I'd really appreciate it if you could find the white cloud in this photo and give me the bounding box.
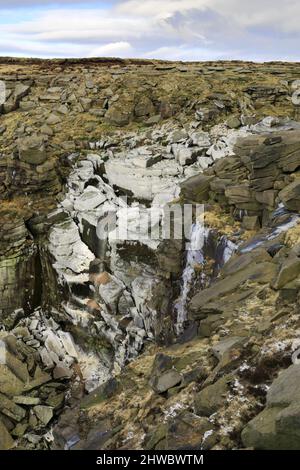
[1,9,154,41]
[0,1,300,59]
[144,44,236,61]
[88,41,133,58]
[0,0,95,5]
[117,0,300,34]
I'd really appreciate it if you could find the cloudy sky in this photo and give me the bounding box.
[0,0,300,61]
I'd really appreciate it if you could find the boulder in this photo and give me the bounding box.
[212,336,246,361]
[149,353,182,394]
[46,113,61,125]
[105,103,133,126]
[227,116,241,129]
[80,378,121,409]
[242,215,260,230]
[172,145,195,166]
[266,364,300,407]
[18,135,47,165]
[0,339,29,395]
[190,253,277,319]
[241,407,284,450]
[34,405,53,425]
[0,393,26,422]
[150,369,182,394]
[165,412,216,450]
[0,419,14,450]
[242,365,300,449]
[273,258,300,290]
[134,96,155,118]
[13,396,41,406]
[3,83,30,113]
[73,186,106,212]
[279,180,300,211]
[180,174,213,202]
[194,375,232,417]
[225,185,260,209]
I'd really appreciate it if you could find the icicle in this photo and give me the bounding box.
[174,223,209,334]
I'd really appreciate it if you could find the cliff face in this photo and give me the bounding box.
[0,58,300,450]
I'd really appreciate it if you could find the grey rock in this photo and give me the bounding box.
[194,375,232,417]
[0,339,29,395]
[13,396,41,406]
[149,353,182,394]
[34,405,54,425]
[18,135,47,165]
[227,116,241,129]
[242,365,300,449]
[0,419,14,450]
[150,369,182,394]
[212,336,245,361]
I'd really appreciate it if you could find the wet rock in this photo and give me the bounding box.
[53,409,81,450]
[242,215,260,230]
[190,250,277,319]
[98,275,124,311]
[57,332,78,359]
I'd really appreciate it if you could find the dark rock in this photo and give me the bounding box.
[18,135,47,165]
[194,375,232,417]
[242,365,300,449]
[273,258,300,290]
[149,353,182,394]
[279,180,300,211]
[80,378,121,409]
[0,419,14,450]
[180,174,213,202]
[165,412,216,450]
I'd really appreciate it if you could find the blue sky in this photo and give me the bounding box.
[0,0,300,61]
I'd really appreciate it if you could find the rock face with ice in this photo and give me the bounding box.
[45,120,250,375]
[1,59,300,451]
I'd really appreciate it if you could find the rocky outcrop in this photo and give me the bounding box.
[242,365,300,449]
[1,59,300,451]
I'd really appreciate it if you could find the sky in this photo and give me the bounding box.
[0,0,300,61]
